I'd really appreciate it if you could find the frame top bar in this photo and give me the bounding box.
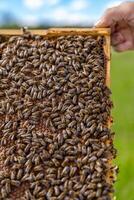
[0,28,110,36]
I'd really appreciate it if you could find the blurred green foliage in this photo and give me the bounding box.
[111,51,134,200]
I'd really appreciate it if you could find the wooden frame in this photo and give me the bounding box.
[0,28,111,127]
[0,28,114,199]
[0,28,111,87]
[0,28,111,128]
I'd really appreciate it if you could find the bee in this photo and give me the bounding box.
[61,166,70,176]
[10,180,20,187]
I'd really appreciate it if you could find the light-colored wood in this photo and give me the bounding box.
[0,28,110,36]
[102,32,114,200]
[103,33,111,129]
[0,29,47,35]
[48,28,110,36]
[104,34,111,88]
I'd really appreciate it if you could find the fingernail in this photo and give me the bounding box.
[95,20,101,26]
[94,19,102,27]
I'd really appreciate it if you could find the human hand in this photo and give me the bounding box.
[95,2,134,52]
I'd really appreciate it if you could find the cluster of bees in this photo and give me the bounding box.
[0,32,117,199]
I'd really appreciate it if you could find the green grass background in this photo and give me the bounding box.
[111,51,134,200]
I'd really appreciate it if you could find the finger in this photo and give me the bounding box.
[95,6,121,28]
[113,40,134,52]
[111,32,125,46]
